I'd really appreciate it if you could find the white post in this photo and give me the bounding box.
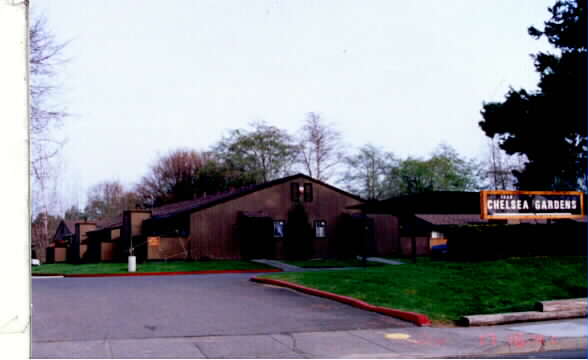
[128,255,136,272]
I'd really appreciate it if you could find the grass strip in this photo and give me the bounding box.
[32,260,276,275]
[261,256,587,323]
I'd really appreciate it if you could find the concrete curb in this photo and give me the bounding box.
[483,335,588,356]
[250,277,432,326]
[33,268,282,278]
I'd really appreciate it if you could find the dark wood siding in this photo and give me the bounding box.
[188,176,363,259]
[370,214,399,256]
[399,236,431,256]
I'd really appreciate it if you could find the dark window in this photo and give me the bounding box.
[303,183,313,202]
[273,220,285,238]
[291,182,301,202]
[314,220,327,238]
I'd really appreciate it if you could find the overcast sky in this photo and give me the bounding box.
[33,0,554,210]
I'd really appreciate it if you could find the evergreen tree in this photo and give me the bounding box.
[479,0,587,190]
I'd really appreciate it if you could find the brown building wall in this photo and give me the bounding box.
[189,177,362,259]
[86,226,123,262]
[77,223,96,242]
[71,222,96,263]
[122,210,152,261]
[122,210,152,243]
[54,248,66,262]
[130,212,151,236]
[370,214,399,256]
[399,236,431,256]
[100,242,119,261]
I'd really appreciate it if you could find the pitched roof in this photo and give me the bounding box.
[85,214,123,234]
[52,219,97,243]
[63,220,78,234]
[85,174,362,230]
[96,215,123,229]
[149,173,363,220]
[51,220,76,243]
[150,190,248,218]
[54,219,86,238]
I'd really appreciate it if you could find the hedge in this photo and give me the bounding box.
[444,222,587,261]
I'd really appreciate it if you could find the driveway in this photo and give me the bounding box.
[32,273,412,342]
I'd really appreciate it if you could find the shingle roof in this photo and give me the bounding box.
[85,215,123,234]
[55,219,90,238]
[96,215,123,229]
[415,214,488,226]
[149,173,363,220]
[150,190,249,218]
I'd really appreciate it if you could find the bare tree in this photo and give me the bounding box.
[296,112,344,182]
[482,136,527,190]
[29,13,69,259]
[135,149,212,207]
[84,181,139,220]
[30,14,68,171]
[340,144,397,200]
[30,149,64,262]
[64,204,85,221]
[31,212,62,263]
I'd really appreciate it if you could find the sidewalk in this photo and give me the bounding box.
[250,258,404,272]
[252,259,305,272]
[366,257,405,265]
[32,318,587,358]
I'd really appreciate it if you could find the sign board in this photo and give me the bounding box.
[480,190,585,220]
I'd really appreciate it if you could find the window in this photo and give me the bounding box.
[273,220,285,238]
[303,183,313,202]
[291,182,301,202]
[314,220,327,238]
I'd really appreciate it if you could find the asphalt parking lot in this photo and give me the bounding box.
[32,273,412,342]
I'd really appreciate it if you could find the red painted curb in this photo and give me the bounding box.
[251,277,432,327]
[35,269,281,278]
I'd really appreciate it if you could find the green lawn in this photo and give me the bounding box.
[261,256,587,324]
[32,260,277,275]
[282,259,384,268]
